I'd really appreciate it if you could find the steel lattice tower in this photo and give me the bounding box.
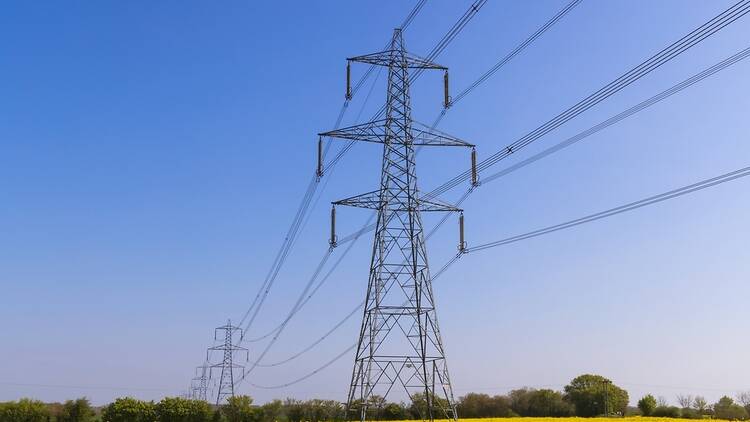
[320,28,476,422]
[191,363,210,401]
[208,320,248,405]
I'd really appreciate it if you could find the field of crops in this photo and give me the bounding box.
[400,419,728,422]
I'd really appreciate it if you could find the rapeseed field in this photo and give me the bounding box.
[384,419,728,422]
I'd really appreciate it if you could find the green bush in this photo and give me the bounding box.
[155,397,212,422]
[714,396,749,420]
[458,392,514,417]
[0,398,50,422]
[652,405,681,417]
[638,394,657,416]
[526,389,573,416]
[59,397,96,422]
[221,396,261,422]
[101,397,156,422]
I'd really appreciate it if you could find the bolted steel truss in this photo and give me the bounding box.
[321,28,475,422]
[207,320,248,405]
[191,362,211,402]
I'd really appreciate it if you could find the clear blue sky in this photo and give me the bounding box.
[1,0,749,406]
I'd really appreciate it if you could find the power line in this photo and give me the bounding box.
[249,344,358,390]
[449,0,583,107]
[427,0,750,200]
[235,0,605,371]
[238,0,750,392]
[324,0,489,170]
[234,0,431,338]
[0,381,178,393]
[334,0,584,246]
[243,41,750,386]
[465,165,750,253]
[234,0,490,365]
[480,44,750,185]
[245,162,750,391]
[338,22,750,248]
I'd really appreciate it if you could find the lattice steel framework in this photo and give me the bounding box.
[191,363,210,402]
[208,320,248,405]
[320,29,475,422]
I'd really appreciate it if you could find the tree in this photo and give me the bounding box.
[0,399,50,422]
[714,396,749,420]
[222,396,261,422]
[489,394,515,417]
[527,389,573,416]
[381,403,406,420]
[678,394,695,409]
[283,399,305,422]
[738,392,750,416]
[101,397,156,422]
[638,394,657,416]
[59,397,96,422]
[563,374,629,416]
[259,399,283,422]
[408,393,451,420]
[155,397,212,422]
[509,388,533,416]
[652,406,681,417]
[212,409,224,422]
[457,393,513,418]
[693,396,709,415]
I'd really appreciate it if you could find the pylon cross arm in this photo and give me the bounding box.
[333,189,462,212]
[320,119,473,148]
[348,50,447,70]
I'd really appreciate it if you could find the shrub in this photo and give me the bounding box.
[0,399,50,422]
[652,405,682,417]
[101,397,156,422]
[527,389,574,416]
[458,392,513,417]
[222,396,261,422]
[59,397,96,422]
[714,396,749,420]
[155,397,212,422]
[638,394,657,416]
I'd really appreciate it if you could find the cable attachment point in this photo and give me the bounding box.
[329,205,338,248]
[443,70,452,109]
[345,60,353,100]
[471,147,480,187]
[316,136,324,180]
[458,212,467,254]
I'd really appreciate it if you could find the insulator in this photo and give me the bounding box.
[316,137,324,179]
[329,205,338,248]
[346,61,352,100]
[458,212,466,253]
[471,148,479,187]
[443,70,451,108]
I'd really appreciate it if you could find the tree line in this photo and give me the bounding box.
[2,374,748,421]
[637,392,750,420]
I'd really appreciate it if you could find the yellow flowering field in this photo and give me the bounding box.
[383,419,729,422]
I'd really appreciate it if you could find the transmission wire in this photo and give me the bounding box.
[242,42,750,387]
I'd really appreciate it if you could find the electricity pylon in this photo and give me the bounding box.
[191,362,210,401]
[320,28,477,422]
[208,320,248,405]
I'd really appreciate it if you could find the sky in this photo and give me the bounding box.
[1,0,749,407]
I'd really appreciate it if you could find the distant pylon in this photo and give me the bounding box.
[191,362,210,401]
[320,28,476,422]
[207,320,248,405]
